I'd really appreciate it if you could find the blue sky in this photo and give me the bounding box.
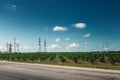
[0,0,120,52]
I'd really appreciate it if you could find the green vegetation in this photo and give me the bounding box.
[0,52,120,70]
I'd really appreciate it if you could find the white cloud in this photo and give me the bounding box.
[48,44,61,49]
[115,48,120,51]
[0,46,3,50]
[53,26,67,31]
[65,38,70,41]
[66,43,79,49]
[83,33,91,38]
[0,46,6,50]
[55,38,61,42]
[74,23,86,29]
[16,40,20,43]
[20,45,32,50]
[104,48,109,51]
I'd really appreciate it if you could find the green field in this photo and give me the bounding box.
[0,52,120,70]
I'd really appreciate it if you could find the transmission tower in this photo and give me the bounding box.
[6,42,9,52]
[101,44,104,52]
[106,42,109,53]
[9,43,12,53]
[44,40,47,52]
[17,43,19,53]
[14,38,16,52]
[38,38,41,52]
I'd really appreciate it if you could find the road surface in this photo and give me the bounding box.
[0,61,120,80]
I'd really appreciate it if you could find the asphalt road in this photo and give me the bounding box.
[0,61,120,80]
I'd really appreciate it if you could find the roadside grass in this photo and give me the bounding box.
[40,62,120,70]
[4,60,120,71]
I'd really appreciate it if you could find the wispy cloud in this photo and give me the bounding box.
[104,48,109,51]
[48,44,61,49]
[65,38,70,41]
[11,5,16,10]
[20,45,32,50]
[55,38,61,42]
[53,26,67,31]
[84,42,88,45]
[74,23,86,29]
[5,3,17,10]
[83,33,91,38]
[85,45,88,49]
[44,27,49,31]
[66,43,79,49]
